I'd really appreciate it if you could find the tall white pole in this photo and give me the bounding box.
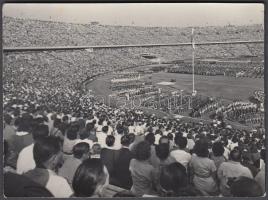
[192,49,195,94]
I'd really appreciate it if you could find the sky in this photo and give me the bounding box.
[3,3,264,27]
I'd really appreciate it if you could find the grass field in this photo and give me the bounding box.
[87,71,264,102]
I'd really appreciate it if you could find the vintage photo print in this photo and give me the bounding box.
[2,3,265,198]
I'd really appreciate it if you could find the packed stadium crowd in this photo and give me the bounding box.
[4,97,266,197]
[3,17,265,198]
[168,62,264,78]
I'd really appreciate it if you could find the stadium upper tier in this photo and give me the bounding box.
[3,17,264,59]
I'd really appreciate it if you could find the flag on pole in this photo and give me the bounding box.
[191,28,195,49]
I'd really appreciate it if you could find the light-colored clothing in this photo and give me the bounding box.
[16,143,35,174]
[190,155,218,196]
[129,159,154,197]
[25,168,73,197]
[58,157,82,185]
[187,139,195,150]
[96,132,107,148]
[217,161,253,196]
[63,137,78,154]
[255,164,265,195]
[3,125,16,141]
[170,149,191,169]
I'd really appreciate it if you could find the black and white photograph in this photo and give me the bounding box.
[2,3,266,198]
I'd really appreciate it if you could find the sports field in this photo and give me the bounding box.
[87,71,264,102]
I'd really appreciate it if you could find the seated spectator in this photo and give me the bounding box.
[76,128,94,148]
[255,149,265,195]
[210,141,226,169]
[170,136,191,169]
[7,116,34,168]
[72,158,109,197]
[129,141,154,197]
[63,125,78,154]
[217,148,253,196]
[114,135,134,189]
[3,113,16,141]
[59,142,90,185]
[17,124,49,174]
[4,172,53,197]
[158,162,201,197]
[49,118,64,140]
[24,137,73,197]
[100,135,119,185]
[97,126,109,148]
[230,176,263,197]
[189,139,218,196]
[145,132,158,167]
[91,143,101,159]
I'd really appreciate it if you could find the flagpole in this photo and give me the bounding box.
[192,47,195,95]
[191,28,196,96]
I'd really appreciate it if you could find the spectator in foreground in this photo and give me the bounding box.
[129,141,154,197]
[158,162,201,197]
[217,148,253,196]
[16,124,49,174]
[255,149,266,195]
[114,134,133,189]
[59,142,90,185]
[230,176,263,197]
[72,158,109,197]
[189,139,218,196]
[210,141,226,169]
[24,137,73,197]
[170,136,191,169]
[100,135,119,185]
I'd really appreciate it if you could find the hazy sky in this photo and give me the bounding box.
[3,3,264,27]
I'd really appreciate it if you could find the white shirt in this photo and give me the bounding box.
[16,143,35,174]
[96,132,107,148]
[46,169,73,197]
[170,149,191,169]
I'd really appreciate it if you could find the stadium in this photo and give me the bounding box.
[3,4,266,198]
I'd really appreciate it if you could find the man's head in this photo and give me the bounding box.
[229,148,242,162]
[121,135,131,147]
[73,142,90,161]
[145,133,155,145]
[32,124,49,141]
[102,126,109,134]
[175,136,187,149]
[33,136,62,171]
[156,143,170,161]
[230,176,263,197]
[105,135,115,147]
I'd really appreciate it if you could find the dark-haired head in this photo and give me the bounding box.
[72,158,108,197]
[193,139,209,157]
[230,148,241,162]
[32,124,49,141]
[145,133,155,145]
[156,143,170,161]
[230,176,263,197]
[106,135,115,147]
[102,126,108,134]
[175,136,187,149]
[212,142,224,157]
[135,141,151,161]
[73,142,90,160]
[121,135,131,147]
[159,162,188,196]
[33,136,62,171]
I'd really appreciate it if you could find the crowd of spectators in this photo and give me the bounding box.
[3,17,265,198]
[168,62,264,78]
[4,101,266,197]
